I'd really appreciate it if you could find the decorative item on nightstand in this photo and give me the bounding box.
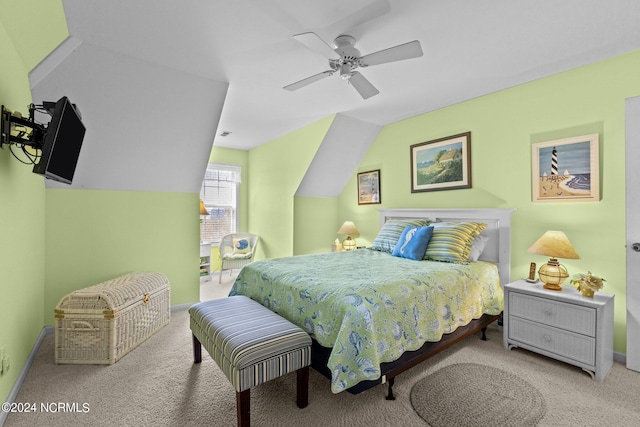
[571,272,605,298]
[527,230,580,291]
[337,221,359,251]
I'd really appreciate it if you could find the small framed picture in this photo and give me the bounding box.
[531,134,599,202]
[410,132,472,193]
[357,169,381,205]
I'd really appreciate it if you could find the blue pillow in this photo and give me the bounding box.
[392,225,434,260]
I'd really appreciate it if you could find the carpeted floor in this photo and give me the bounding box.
[3,307,640,427]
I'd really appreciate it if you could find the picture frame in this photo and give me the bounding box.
[410,132,471,193]
[357,169,381,205]
[531,133,599,203]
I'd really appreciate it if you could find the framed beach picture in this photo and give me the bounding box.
[410,132,471,193]
[531,133,600,203]
[357,169,381,205]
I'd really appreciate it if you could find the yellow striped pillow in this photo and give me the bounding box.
[424,222,487,263]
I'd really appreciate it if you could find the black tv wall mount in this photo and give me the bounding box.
[0,104,45,149]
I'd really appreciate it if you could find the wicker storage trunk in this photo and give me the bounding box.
[54,272,170,365]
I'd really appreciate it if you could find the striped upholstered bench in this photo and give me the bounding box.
[189,296,312,427]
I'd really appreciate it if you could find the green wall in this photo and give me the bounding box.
[0,0,68,403]
[1,1,202,403]
[294,196,338,255]
[248,116,334,260]
[335,49,640,353]
[44,190,200,322]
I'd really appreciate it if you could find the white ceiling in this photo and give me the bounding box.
[56,0,640,151]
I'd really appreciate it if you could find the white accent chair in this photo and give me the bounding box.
[218,233,260,283]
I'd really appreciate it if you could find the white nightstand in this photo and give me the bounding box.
[503,279,614,381]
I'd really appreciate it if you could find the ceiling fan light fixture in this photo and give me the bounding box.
[286,32,422,100]
[339,63,351,79]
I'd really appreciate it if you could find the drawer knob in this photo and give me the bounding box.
[543,334,552,342]
[543,308,552,316]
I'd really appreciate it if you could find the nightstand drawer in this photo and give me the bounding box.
[509,292,596,336]
[509,317,595,366]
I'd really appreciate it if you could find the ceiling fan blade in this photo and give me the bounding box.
[348,72,379,99]
[360,40,423,67]
[283,70,334,91]
[293,32,341,60]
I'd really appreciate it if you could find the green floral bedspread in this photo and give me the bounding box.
[229,249,503,393]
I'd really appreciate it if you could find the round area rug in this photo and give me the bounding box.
[410,363,546,427]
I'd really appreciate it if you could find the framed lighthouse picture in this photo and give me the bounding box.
[531,133,600,203]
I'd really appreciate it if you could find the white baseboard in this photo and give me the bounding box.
[614,350,626,364]
[0,303,197,426]
[171,302,198,311]
[0,327,49,427]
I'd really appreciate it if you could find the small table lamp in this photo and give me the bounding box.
[337,221,359,251]
[199,200,210,216]
[199,200,210,243]
[528,230,580,291]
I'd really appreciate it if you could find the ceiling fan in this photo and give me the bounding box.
[283,32,423,99]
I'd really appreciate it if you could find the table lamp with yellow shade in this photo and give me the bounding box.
[528,230,580,291]
[337,221,359,251]
[199,200,209,216]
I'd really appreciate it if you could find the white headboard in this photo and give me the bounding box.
[379,208,516,287]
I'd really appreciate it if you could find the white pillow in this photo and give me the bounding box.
[468,235,489,261]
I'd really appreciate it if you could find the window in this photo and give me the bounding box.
[200,163,241,243]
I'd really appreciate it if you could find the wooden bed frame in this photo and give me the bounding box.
[311,208,515,399]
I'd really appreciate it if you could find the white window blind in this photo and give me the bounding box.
[200,163,241,243]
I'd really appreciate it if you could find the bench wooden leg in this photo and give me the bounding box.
[192,334,202,363]
[296,366,309,408]
[236,389,250,427]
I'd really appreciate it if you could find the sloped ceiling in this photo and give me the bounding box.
[27,0,640,192]
[30,39,228,192]
[296,114,381,198]
[57,0,640,150]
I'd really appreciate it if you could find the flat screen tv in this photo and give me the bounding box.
[33,96,86,184]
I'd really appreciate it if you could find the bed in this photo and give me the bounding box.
[229,208,515,397]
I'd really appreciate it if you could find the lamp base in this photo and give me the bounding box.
[538,258,568,292]
[342,236,356,251]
